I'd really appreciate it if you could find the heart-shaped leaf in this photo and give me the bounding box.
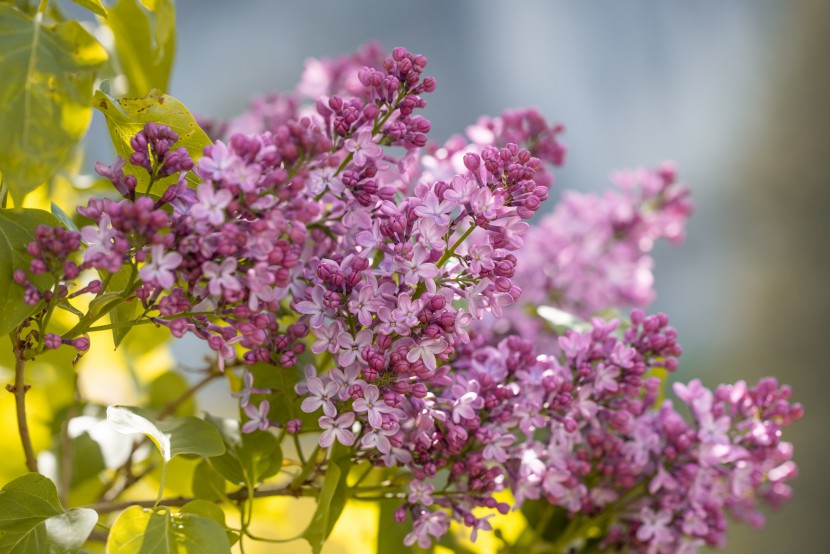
[0,474,98,554]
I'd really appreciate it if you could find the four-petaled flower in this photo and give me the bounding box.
[242,400,271,433]
[300,376,339,417]
[203,258,241,296]
[139,244,182,288]
[406,338,448,371]
[344,129,383,167]
[352,384,394,428]
[190,182,233,226]
[319,412,355,447]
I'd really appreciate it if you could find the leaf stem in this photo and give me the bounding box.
[153,461,167,508]
[9,331,38,473]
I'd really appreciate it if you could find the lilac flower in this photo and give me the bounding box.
[344,129,383,166]
[190,183,233,226]
[482,433,516,463]
[336,329,373,366]
[400,246,439,287]
[246,263,278,310]
[414,191,453,226]
[197,141,237,181]
[139,244,182,288]
[404,511,450,549]
[451,391,478,423]
[359,426,395,454]
[311,321,342,355]
[295,285,329,327]
[469,514,494,542]
[407,480,435,506]
[232,371,272,407]
[406,339,448,371]
[300,376,339,417]
[319,412,355,447]
[242,400,271,433]
[352,384,394,428]
[202,258,241,296]
[594,363,620,394]
[348,286,383,327]
[329,364,363,401]
[636,507,674,547]
[80,213,116,260]
[390,293,422,331]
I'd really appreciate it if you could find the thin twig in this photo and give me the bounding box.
[88,484,317,515]
[157,370,221,419]
[9,331,38,473]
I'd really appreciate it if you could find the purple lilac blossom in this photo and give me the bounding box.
[12,44,800,553]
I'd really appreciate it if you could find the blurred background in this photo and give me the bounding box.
[20,0,830,552]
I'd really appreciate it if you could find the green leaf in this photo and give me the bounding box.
[179,500,224,527]
[0,474,97,554]
[93,88,210,194]
[248,361,320,431]
[519,500,569,544]
[59,432,107,488]
[106,506,231,554]
[180,500,238,547]
[191,460,226,502]
[302,443,352,554]
[148,372,196,417]
[64,292,125,338]
[377,499,412,554]
[108,0,174,97]
[0,208,59,335]
[204,416,282,487]
[50,203,79,233]
[44,508,98,554]
[0,5,107,206]
[99,264,138,348]
[106,406,226,462]
[69,0,107,18]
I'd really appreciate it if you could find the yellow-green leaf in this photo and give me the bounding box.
[0,5,107,206]
[108,0,175,96]
[69,0,107,18]
[106,506,231,554]
[93,88,210,194]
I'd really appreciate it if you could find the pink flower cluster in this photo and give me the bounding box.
[14,44,800,553]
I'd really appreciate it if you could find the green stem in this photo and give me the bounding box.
[291,445,321,489]
[412,223,475,300]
